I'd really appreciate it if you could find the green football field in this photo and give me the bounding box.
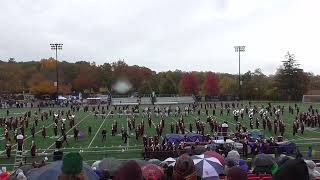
[0,101,320,170]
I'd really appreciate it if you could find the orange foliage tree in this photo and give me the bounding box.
[179,73,199,95]
[28,73,55,94]
[203,72,219,96]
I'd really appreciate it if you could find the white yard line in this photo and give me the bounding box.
[45,113,91,151]
[87,111,111,148]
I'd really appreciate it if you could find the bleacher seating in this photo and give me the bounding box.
[155,96,195,104]
[111,97,139,105]
[246,173,272,180]
[111,96,195,105]
[140,97,151,105]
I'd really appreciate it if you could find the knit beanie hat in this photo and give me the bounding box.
[61,152,83,174]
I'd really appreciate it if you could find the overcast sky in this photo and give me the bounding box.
[0,0,319,75]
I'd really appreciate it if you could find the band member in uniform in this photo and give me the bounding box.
[30,126,35,138]
[170,123,174,133]
[53,123,58,136]
[233,110,239,122]
[31,140,36,157]
[5,140,11,158]
[135,127,139,140]
[102,128,107,142]
[255,118,260,129]
[74,127,79,141]
[293,121,297,136]
[123,130,128,144]
[300,122,305,135]
[63,131,68,146]
[249,118,254,129]
[88,126,92,136]
[17,133,24,153]
[41,125,46,138]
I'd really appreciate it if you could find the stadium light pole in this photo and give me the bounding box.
[234,46,245,101]
[50,43,63,100]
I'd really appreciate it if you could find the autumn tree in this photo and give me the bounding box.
[179,73,199,95]
[203,72,219,96]
[0,63,25,93]
[274,52,309,100]
[138,80,152,94]
[219,74,237,95]
[308,74,320,90]
[40,58,56,70]
[160,78,177,94]
[28,73,55,94]
[73,70,95,92]
[0,56,317,101]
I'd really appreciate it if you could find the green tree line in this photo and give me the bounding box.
[0,52,318,101]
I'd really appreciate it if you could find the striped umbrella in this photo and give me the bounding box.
[204,151,225,166]
[192,154,224,179]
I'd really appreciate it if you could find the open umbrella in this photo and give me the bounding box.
[26,161,98,180]
[192,154,224,179]
[91,160,101,169]
[9,165,33,178]
[141,164,164,180]
[99,158,122,176]
[162,157,176,165]
[204,151,225,166]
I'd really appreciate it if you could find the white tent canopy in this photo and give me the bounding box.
[213,139,234,144]
[58,96,67,100]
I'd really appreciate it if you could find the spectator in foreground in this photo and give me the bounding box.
[173,153,196,180]
[273,158,310,180]
[166,166,173,180]
[113,160,143,180]
[100,169,110,180]
[226,166,247,180]
[224,157,238,175]
[58,152,86,180]
[226,150,240,165]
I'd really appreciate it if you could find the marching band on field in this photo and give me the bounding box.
[1,101,319,160]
